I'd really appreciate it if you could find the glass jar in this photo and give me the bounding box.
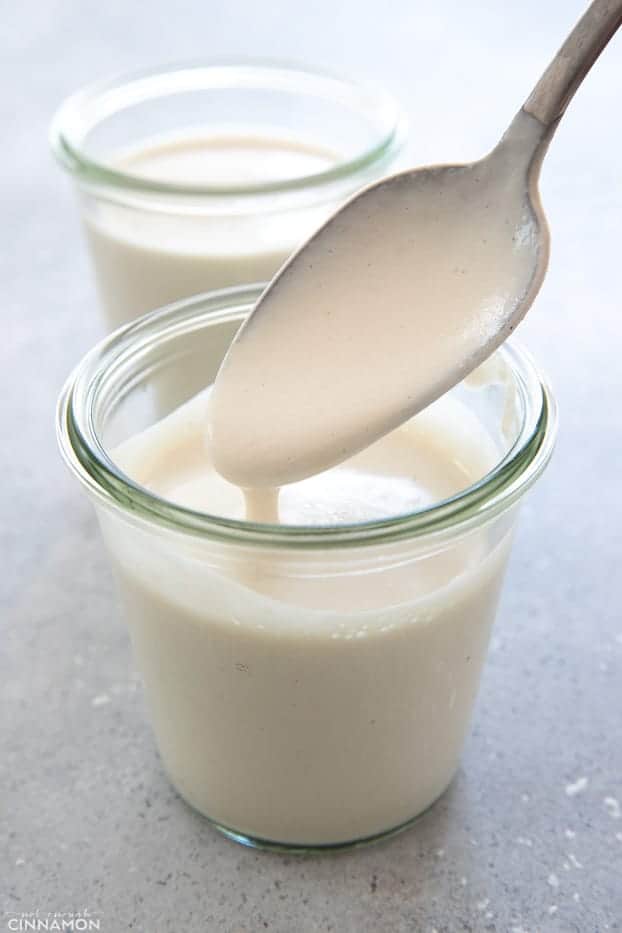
[50,61,406,331]
[57,285,556,851]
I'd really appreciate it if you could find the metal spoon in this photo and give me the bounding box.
[209,0,622,488]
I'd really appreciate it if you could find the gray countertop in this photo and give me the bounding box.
[3,1,621,930]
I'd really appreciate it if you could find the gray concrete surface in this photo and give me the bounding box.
[2,1,621,930]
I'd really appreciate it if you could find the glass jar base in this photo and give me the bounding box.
[175,781,454,853]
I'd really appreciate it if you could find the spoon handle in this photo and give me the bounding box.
[524,0,622,126]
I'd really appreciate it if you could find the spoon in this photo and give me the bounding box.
[208,0,622,489]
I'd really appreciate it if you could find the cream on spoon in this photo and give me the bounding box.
[208,0,622,497]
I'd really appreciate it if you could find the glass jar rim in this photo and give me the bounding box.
[50,58,407,200]
[57,285,557,550]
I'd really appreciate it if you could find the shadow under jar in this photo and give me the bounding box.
[57,285,556,850]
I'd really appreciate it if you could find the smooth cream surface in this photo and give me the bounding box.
[115,386,500,526]
[119,132,337,186]
[83,131,340,329]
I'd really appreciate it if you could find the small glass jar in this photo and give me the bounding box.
[57,285,556,851]
[51,61,406,331]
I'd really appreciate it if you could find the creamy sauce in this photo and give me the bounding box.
[109,382,513,844]
[207,111,547,500]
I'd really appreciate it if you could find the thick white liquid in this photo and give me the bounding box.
[106,387,514,844]
[83,132,340,330]
[86,123,538,845]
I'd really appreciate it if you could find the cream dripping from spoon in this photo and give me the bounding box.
[207,0,622,519]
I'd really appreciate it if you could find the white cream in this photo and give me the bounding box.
[107,386,515,845]
[83,131,341,330]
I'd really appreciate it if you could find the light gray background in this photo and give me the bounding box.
[3,1,621,930]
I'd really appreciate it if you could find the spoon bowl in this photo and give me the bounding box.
[208,113,550,488]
